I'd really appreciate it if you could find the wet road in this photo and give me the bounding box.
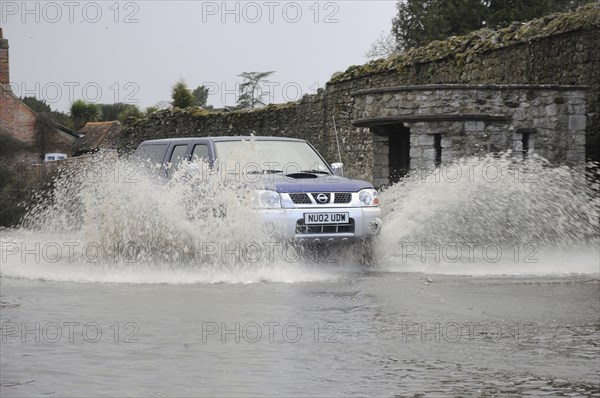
[1,269,599,397]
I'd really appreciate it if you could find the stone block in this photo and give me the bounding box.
[545,104,559,117]
[533,118,555,129]
[465,121,485,133]
[512,140,524,152]
[441,151,454,164]
[440,137,453,148]
[573,133,586,146]
[568,115,586,131]
[422,148,436,161]
[401,101,419,109]
[528,107,545,118]
[571,91,587,100]
[422,160,436,170]
[398,108,415,116]
[409,148,422,159]
[567,104,586,114]
[418,135,435,146]
[557,115,568,128]
[566,149,585,163]
[513,110,527,121]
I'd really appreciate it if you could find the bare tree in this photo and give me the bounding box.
[364,31,399,60]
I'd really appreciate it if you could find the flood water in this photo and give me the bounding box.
[1,153,599,396]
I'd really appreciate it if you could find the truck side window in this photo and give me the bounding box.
[135,144,168,167]
[135,144,167,163]
[191,144,209,163]
[167,144,188,172]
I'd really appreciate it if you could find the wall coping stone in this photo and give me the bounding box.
[351,84,591,97]
[353,114,510,127]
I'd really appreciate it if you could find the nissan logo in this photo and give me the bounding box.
[316,193,329,203]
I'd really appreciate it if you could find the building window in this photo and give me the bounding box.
[517,128,536,160]
[522,132,530,159]
[434,134,442,167]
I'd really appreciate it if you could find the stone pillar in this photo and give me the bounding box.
[372,131,390,188]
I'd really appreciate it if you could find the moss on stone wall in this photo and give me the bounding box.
[330,3,600,84]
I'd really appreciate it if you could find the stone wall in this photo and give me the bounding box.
[120,92,329,156]
[119,4,600,183]
[351,85,587,186]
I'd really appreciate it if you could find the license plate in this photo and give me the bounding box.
[304,212,349,225]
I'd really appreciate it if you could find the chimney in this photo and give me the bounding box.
[0,28,9,86]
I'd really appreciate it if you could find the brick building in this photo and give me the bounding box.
[0,28,78,164]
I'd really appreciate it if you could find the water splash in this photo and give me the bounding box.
[4,150,353,283]
[2,151,599,282]
[375,153,599,275]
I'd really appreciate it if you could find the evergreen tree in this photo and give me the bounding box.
[21,96,51,113]
[192,85,210,107]
[391,0,596,51]
[392,0,486,50]
[171,79,195,108]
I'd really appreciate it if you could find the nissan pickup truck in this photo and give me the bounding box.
[132,136,382,244]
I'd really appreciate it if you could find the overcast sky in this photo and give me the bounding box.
[1,0,397,112]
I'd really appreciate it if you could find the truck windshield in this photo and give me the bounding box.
[213,140,331,174]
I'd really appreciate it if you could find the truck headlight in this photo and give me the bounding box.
[257,190,282,208]
[358,189,380,207]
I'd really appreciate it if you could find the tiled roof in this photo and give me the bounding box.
[74,121,122,154]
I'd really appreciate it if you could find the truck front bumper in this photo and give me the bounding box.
[258,207,382,243]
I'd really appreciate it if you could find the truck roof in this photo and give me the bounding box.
[138,136,307,145]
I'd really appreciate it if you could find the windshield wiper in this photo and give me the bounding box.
[247,169,284,174]
[299,169,331,175]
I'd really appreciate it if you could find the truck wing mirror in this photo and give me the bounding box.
[331,162,344,177]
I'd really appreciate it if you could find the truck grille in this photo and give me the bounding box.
[289,193,312,204]
[289,193,353,205]
[334,193,352,204]
[295,219,355,234]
